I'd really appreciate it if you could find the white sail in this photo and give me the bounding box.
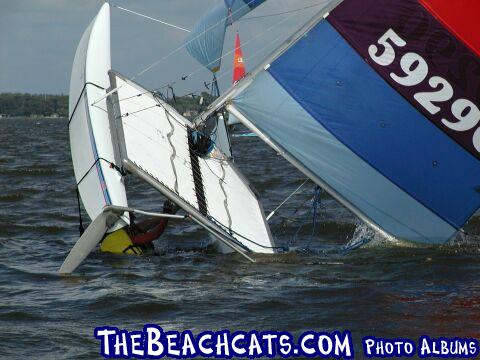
[108,72,276,254]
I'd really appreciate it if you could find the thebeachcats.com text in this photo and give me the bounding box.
[94,326,479,359]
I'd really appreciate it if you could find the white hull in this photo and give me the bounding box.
[68,4,128,230]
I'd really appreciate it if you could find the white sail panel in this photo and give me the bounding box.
[114,75,199,209]
[199,155,273,253]
[111,73,275,253]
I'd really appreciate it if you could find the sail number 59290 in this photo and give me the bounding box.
[368,29,480,153]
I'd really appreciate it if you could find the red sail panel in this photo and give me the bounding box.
[233,32,246,84]
[419,0,480,58]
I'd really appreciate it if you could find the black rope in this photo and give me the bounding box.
[210,215,287,251]
[67,82,106,127]
[188,128,208,216]
[76,188,85,236]
[211,75,220,97]
[168,86,177,103]
[77,157,127,188]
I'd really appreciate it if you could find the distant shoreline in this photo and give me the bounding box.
[0,93,68,118]
[0,115,67,119]
[0,91,216,119]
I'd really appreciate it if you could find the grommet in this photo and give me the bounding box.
[432,161,438,167]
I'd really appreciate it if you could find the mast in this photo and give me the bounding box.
[194,0,343,126]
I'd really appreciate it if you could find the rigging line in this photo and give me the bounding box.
[107,4,309,135]
[237,2,326,22]
[112,5,191,32]
[176,10,304,100]
[76,157,124,187]
[76,188,85,236]
[92,0,261,106]
[181,11,298,81]
[289,194,318,248]
[117,104,161,119]
[115,36,251,107]
[211,215,286,251]
[155,98,192,129]
[121,106,187,136]
[305,186,322,249]
[271,194,314,240]
[266,179,310,221]
[68,82,105,126]
[115,82,174,104]
[114,7,301,108]
[120,121,192,164]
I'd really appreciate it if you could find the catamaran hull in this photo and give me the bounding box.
[68,3,128,229]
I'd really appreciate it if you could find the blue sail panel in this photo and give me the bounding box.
[186,0,229,73]
[265,20,480,231]
[242,0,266,10]
[187,0,267,72]
[232,71,457,244]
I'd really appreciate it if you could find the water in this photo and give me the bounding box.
[0,118,479,359]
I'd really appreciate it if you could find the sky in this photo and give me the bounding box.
[0,0,327,96]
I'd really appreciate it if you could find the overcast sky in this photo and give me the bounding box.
[0,0,327,96]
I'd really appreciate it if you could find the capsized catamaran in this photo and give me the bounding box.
[195,0,480,245]
[62,0,480,273]
[61,3,276,274]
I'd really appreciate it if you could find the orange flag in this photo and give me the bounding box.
[232,32,246,84]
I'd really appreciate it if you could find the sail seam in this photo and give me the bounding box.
[228,103,449,243]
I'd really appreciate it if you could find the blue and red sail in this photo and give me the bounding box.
[230,0,480,244]
[187,0,266,73]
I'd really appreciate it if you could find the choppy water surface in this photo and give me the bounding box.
[0,118,479,359]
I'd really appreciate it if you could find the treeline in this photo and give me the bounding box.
[0,92,217,119]
[166,91,217,117]
[0,93,68,117]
